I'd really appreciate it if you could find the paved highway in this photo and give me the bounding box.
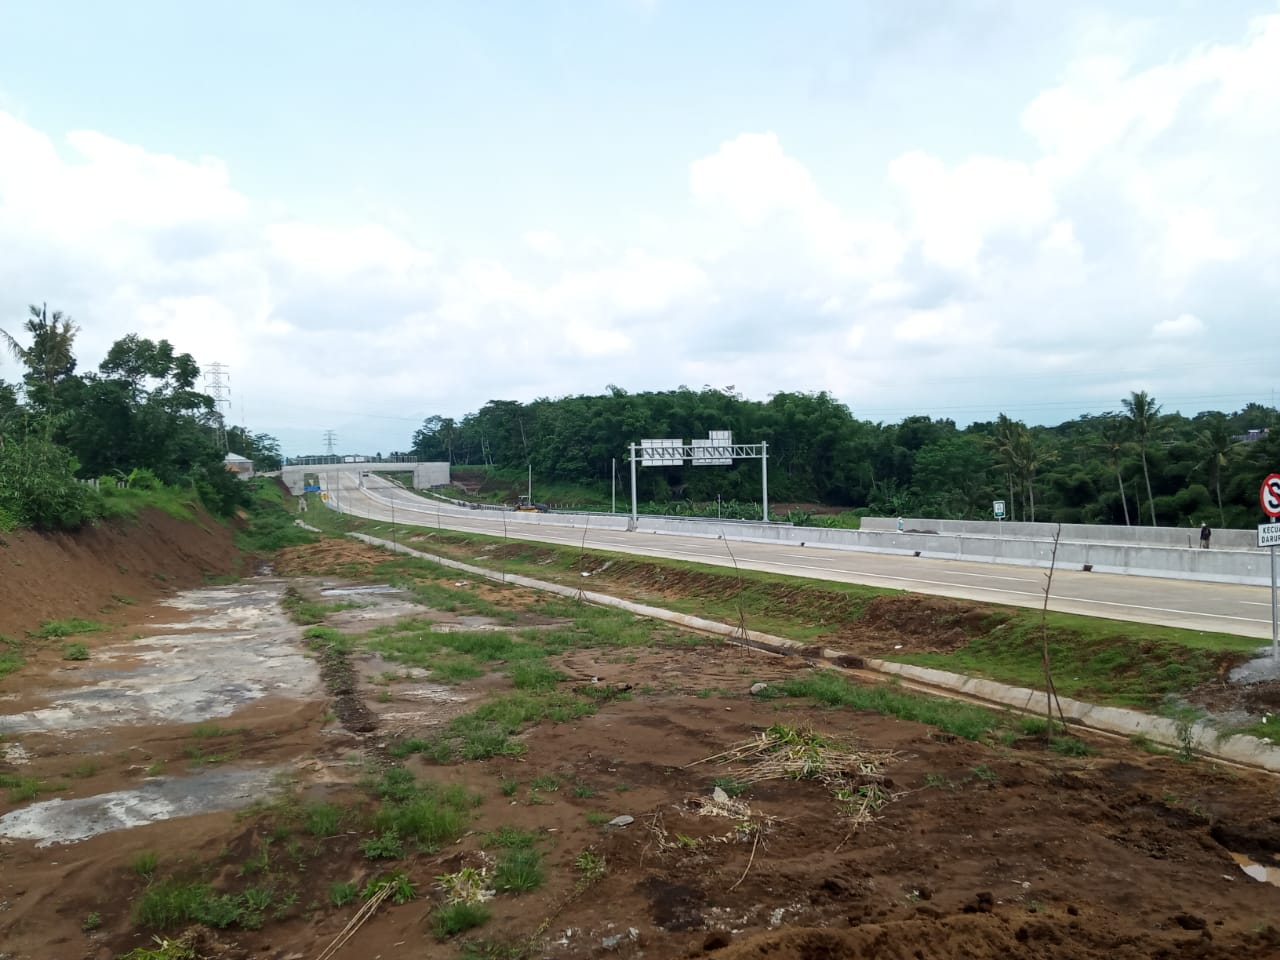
[318,473,1276,642]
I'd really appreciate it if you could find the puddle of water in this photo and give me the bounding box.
[1231,851,1280,887]
[0,581,318,735]
[0,766,289,846]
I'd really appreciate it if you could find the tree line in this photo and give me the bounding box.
[1,303,280,530]
[410,387,1280,528]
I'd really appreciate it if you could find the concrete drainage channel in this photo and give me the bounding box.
[345,530,1280,775]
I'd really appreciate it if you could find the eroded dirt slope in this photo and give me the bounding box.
[0,509,242,638]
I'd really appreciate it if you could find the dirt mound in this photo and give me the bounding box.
[840,595,1010,654]
[0,509,241,638]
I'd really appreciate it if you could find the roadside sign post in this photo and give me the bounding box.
[993,500,1006,538]
[1260,473,1280,661]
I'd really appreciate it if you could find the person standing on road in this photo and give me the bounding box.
[1200,523,1211,549]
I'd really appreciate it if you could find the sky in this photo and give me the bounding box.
[1,0,1278,458]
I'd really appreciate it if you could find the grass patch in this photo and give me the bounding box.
[368,767,473,851]
[396,690,600,763]
[133,880,272,931]
[508,661,565,691]
[493,848,544,892]
[329,880,358,907]
[483,826,539,848]
[0,773,61,803]
[132,850,160,880]
[236,479,318,552]
[31,617,106,639]
[762,671,1000,741]
[432,901,491,939]
[303,801,345,837]
[0,635,23,679]
[891,613,1260,709]
[1050,736,1096,757]
[62,641,90,661]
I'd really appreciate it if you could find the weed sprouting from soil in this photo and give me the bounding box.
[574,849,606,883]
[132,851,160,881]
[62,641,90,660]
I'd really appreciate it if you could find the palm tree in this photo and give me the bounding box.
[1015,429,1056,522]
[987,413,1025,521]
[1,303,79,406]
[1198,414,1236,526]
[1121,390,1162,526]
[1098,415,1131,525]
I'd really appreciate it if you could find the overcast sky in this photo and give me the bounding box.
[1,1,1277,457]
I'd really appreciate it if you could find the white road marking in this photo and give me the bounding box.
[945,571,1041,584]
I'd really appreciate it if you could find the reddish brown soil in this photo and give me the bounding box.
[2,538,1279,960]
[0,509,241,639]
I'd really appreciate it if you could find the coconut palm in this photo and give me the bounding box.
[1,303,79,406]
[987,413,1025,521]
[1097,415,1131,525]
[1197,414,1236,526]
[1121,390,1162,526]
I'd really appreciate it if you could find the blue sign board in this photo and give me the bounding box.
[303,485,322,493]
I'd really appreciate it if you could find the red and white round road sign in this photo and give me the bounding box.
[1262,473,1280,518]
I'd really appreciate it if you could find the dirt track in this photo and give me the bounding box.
[1,535,1278,959]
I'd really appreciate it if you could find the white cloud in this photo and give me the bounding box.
[1153,313,1205,339]
[888,151,1057,273]
[522,229,563,258]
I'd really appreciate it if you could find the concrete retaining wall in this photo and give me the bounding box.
[862,516,1262,551]
[629,515,1275,586]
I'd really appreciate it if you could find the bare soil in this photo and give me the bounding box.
[0,509,242,639]
[1,535,1278,960]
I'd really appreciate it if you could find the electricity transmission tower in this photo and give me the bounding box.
[204,362,231,451]
[323,430,338,456]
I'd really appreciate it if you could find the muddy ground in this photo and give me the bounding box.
[1,535,1279,960]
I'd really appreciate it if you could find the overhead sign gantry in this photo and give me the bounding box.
[626,431,769,528]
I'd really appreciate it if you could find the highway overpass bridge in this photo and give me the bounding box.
[281,458,449,495]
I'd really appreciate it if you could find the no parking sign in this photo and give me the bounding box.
[1262,473,1280,518]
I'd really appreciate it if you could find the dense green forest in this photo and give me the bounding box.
[410,387,1280,529]
[0,303,280,530]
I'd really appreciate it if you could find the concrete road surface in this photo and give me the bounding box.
[317,473,1277,642]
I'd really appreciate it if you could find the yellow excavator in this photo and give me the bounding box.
[515,495,549,513]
